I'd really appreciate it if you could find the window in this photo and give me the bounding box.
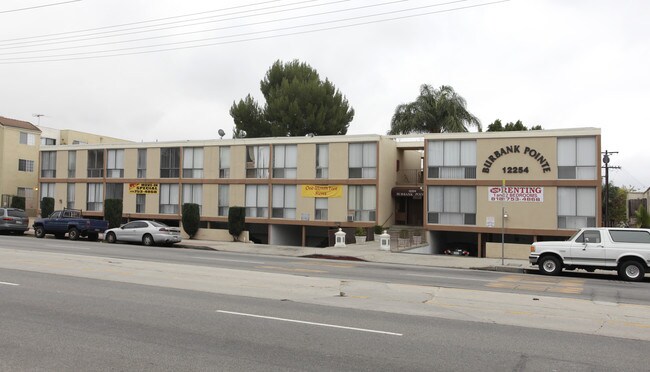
[67,184,75,209]
[348,185,376,221]
[40,183,55,201]
[87,183,103,211]
[18,159,34,172]
[246,145,270,178]
[575,230,601,244]
[315,198,328,220]
[427,186,476,225]
[245,184,269,217]
[182,184,203,214]
[68,151,76,178]
[160,147,180,178]
[137,149,147,178]
[218,184,229,216]
[17,187,33,199]
[136,194,146,213]
[19,132,35,145]
[183,147,204,178]
[348,143,377,178]
[159,184,179,214]
[41,137,56,145]
[107,149,124,178]
[316,144,329,178]
[557,137,597,179]
[41,151,56,178]
[272,185,296,218]
[72,140,87,145]
[273,145,297,178]
[219,147,230,178]
[609,230,650,244]
[87,149,104,177]
[557,187,596,228]
[106,183,123,200]
[427,140,476,179]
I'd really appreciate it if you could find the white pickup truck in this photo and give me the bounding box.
[529,228,650,281]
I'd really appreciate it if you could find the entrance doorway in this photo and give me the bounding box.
[392,187,424,226]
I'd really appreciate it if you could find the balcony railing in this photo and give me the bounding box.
[396,169,423,185]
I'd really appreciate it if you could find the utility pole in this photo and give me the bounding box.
[602,150,620,227]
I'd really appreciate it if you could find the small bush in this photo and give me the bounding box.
[228,206,246,241]
[373,225,383,234]
[104,199,123,228]
[11,196,25,210]
[182,203,201,239]
[40,197,54,218]
[355,227,366,236]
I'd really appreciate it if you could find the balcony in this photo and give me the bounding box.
[396,169,423,185]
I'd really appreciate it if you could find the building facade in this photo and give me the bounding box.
[36,127,601,257]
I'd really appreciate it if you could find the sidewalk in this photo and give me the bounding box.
[177,238,533,273]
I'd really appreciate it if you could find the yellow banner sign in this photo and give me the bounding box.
[301,185,343,198]
[129,183,159,194]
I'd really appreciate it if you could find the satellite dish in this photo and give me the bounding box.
[218,129,225,139]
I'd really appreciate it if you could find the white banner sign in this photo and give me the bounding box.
[488,186,544,202]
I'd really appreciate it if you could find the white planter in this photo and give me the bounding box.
[355,236,366,244]
[398,238,410,247]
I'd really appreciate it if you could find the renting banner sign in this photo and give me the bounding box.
[488,186,543,202]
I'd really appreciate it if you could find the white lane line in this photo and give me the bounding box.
[406,273,493,282]
[0,281,19,286]
[192,257,265,264]
[217,310,402,336]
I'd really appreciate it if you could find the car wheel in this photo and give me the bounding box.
[34,226,45,238]
[538,255,562,276]
[142,234,155,246]
[105,232,117,244]
[618,261,645,282]
[68,227,80,240]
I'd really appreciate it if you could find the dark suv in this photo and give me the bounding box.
[0,208,29,234]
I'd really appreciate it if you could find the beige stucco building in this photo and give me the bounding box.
[36,127,602,257]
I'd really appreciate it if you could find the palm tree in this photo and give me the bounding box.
[388,84,481,134]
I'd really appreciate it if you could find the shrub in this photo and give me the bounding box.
[355,226,366,236]
[11,196,25,210]
[636,205,650,228]
[40,197,54,218]
[104,199,123,228]
[228,206,246,242]
[182,203,200,239]
[373,225,383,234]
[399,229,409,239]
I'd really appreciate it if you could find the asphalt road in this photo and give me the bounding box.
[2,234,649,306]
[2,267,649,371]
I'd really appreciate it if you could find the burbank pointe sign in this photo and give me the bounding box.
[481,145,552,174]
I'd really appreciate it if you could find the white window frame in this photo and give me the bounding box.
[219,147,230,178]
[273,145,297,179]
[67,183,75,209]
[107,149,125,178]
[68,151,76,178]
[427,140,476,179]
[316,144,329,178]
[348,185,376,221]
[182,184,203,214]
[19,132,36,145]
[87,183,103,212]
[427,186,476,225]
[245,184,269,217]
[315,197,328,220]
[272,185,296,219]
[18,159,34,172]
[558,187,596,228]
[246,145,270,178]
[159,183,179,214]
[218,184,229,216]
[137,149,147,178]
[183,147,204,178]
[348,143,377,179]
[558,137,597,180]
[40,151,56,178]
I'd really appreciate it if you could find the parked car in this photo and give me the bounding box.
[33,208,109,241]
[0,208,29,234]
[443,248,470,256]
[104,220,182,246]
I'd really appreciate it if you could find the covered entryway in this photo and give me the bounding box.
[392,187,423,226]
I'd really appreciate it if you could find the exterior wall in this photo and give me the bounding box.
[59,129,129,145]
[485,242,531,259]
[377,137,398,227]
[0,126,41,213]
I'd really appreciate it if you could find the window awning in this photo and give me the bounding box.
[391,187,423,199]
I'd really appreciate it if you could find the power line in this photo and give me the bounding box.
[0,0,81,14]
[0,0,509,64]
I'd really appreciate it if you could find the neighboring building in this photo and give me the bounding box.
[627,187,649,226]
[37,127,602,257]
[0,115,130,215]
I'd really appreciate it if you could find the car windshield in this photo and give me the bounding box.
[150,221,168,228]
[8,209,27,217]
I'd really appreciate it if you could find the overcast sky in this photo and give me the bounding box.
[1,0,648,189]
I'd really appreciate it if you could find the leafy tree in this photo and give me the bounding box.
[231,60,354,138]
[104,199,123,228]
[40,197,54,218]
[486,119,542,131]
[388,84,481,134]
[182,203,200,239]
[635,204,650,228]
[10,196,25,210]
[228,206,246,242]
[602,183,627,227]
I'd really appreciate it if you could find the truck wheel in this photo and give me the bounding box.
[34,226,45,238]
[142,234,155,246]
[68,227,80,241]
[618,261,645,282]
[105,232,116,244]
[538,256,562,276]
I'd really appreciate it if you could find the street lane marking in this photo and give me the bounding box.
[256,265,327,273]
[191,257,266,265]
[0,281,19,286]
[486,275,585,294]
[217,310,403,336]
[406,273,493,282]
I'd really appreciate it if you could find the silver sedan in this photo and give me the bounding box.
[104,220,182,246]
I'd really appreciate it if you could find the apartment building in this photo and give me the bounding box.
[37,127,601,257]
